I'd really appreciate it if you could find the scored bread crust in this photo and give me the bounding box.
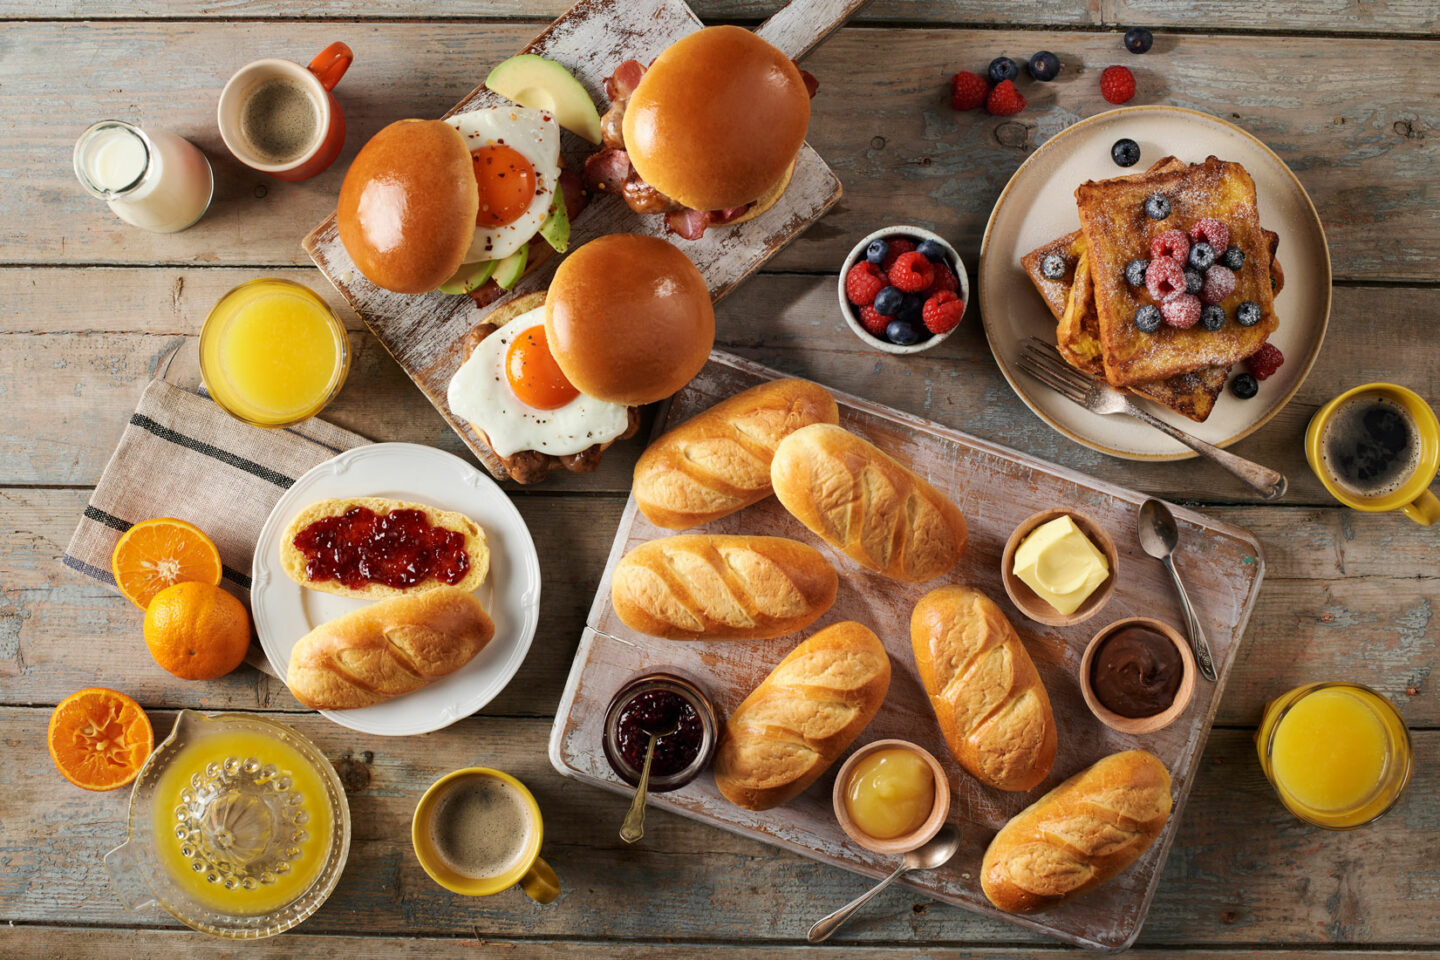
[280,497,489,600]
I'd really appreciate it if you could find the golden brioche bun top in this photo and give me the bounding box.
[622,25,810,212]
[545,234,714,406]
[337,119,478,294]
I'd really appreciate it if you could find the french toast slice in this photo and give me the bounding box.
[1077,156,1278,386]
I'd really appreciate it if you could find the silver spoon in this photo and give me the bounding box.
[1138,498,1218,682]
[618,719,679,844]
[807,824,961,943]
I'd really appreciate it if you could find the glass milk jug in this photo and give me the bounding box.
[73,120,214,233]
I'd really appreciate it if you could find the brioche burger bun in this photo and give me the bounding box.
[337,119,477,294]
[622,25,811,215]
[544,234,714,406]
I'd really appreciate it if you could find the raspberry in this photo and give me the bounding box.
[1150,229,1190,264]
[857,304,889,337]
[1100,65,1136,105]
[950,71,989,111]
[845,261,885,306]
[985,79,1027,116]
[1160,293,1201,329]
[1245,342,1285,380]
[922,290,965,334]
[889,251,936,293]
[880,238,915,272]
[1145,258,1186,300]
[1188,218,1230,255]
[926,262,959,295]
[1200,265,1236,304]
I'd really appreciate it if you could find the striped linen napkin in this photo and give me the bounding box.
[63,378,369,676]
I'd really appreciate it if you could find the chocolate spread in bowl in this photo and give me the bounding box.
[1090,626,1184,718]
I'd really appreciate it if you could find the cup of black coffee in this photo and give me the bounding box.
[1306,383,1439,526]
[217,42,352,181]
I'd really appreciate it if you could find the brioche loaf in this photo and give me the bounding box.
[714,621,891,810]
[280,497,489,600]
[286,586,495,710]
[770,423,968,582]
[611,535,837,640]
[633,379,839,529]
[982,750,1172,913]
[911,586,1057,791]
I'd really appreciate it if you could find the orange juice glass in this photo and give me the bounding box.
[200,278,350,428]
[1256,681,1412,829]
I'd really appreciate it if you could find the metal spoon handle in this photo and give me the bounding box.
[1124,405,1287,500]
[619,734,658,844]
[807,862,909,943]
[1164,555,1218,681]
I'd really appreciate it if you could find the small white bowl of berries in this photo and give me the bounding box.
[839,225,968,354]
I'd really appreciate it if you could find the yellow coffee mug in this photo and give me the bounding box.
[1305,382,1440,526]
[411,768,560,903]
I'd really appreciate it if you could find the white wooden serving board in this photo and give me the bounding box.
[549,351,1266,952]
[301,0,849,481]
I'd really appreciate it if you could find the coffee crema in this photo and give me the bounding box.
[427,776,532,880]
[240,76,321,164]
[1320,393,1421,499]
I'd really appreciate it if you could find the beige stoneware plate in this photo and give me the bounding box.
[979,105,1331,460]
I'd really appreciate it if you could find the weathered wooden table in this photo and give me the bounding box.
[2,2,1437,958]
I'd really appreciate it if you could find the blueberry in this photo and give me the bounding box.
[1231,372,1259,399]
[872,285,903,316]
[1134,304,1163,333]
[1124,258,1150,286]
[1200,304,1226,331]
[1111,137,1141,167]
[885,318,926,346]
[988,56,1019,84]
[916,238,949,263]
[1184,268,1203,294]
[865,239,889,266]
[1041,254,1067,280]
[898,293,925,325]
[1188,241,1216,271]
[1144,194,1171,220]
[1236,300,1262,326]
[1028,51,1061,82]
[1125,27,1153,54]
[1221,246,1245,270]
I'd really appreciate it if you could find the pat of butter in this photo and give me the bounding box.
[1013,515,1109,615]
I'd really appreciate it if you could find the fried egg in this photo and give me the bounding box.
[447,306,629,458]
[450,106,561,262]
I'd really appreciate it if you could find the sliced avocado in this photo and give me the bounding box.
[537,197,570,253]
[438,258,499,296]
[492,244,529,291]
[485,53,603,145]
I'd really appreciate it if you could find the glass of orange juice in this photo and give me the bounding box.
[200,278,350,427]
[1256,681,1412,829]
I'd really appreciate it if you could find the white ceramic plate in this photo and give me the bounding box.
[979,105,1331,460]
[253,443,541,736]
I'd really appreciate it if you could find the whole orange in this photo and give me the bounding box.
[143,581,251,680]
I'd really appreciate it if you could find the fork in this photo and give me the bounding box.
[1017,339,1287,500]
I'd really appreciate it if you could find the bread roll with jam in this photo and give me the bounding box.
[714,621,890,810]
[770,423,968,582]
[633,379,839,529]
[982,750,1172,913]
[611,535,836,640]
[911,585,1056,791]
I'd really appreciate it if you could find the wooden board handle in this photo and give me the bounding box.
[755,0,872,60]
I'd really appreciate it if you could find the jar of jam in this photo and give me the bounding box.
[602,674,718,793]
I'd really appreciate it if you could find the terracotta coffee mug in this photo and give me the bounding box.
[217,42,352,181]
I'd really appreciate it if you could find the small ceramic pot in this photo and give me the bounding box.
[836,225,969,355]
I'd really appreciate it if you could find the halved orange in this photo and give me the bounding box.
[111,517,223,609]
[48,688,154,791]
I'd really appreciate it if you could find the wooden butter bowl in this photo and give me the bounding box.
[1080,616,1197,735]
[832,739,952,856]
[1001,508,1118,627]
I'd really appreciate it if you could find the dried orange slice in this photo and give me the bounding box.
[48,688,154,791]
[111,517,223,609]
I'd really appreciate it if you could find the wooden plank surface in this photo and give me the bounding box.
[4,23,1437,281]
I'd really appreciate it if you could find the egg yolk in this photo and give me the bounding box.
[505,326,579,410]
[472,144,537,227]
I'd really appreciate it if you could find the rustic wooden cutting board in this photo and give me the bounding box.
[550,351,1266,952]
[301,0,853,482]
